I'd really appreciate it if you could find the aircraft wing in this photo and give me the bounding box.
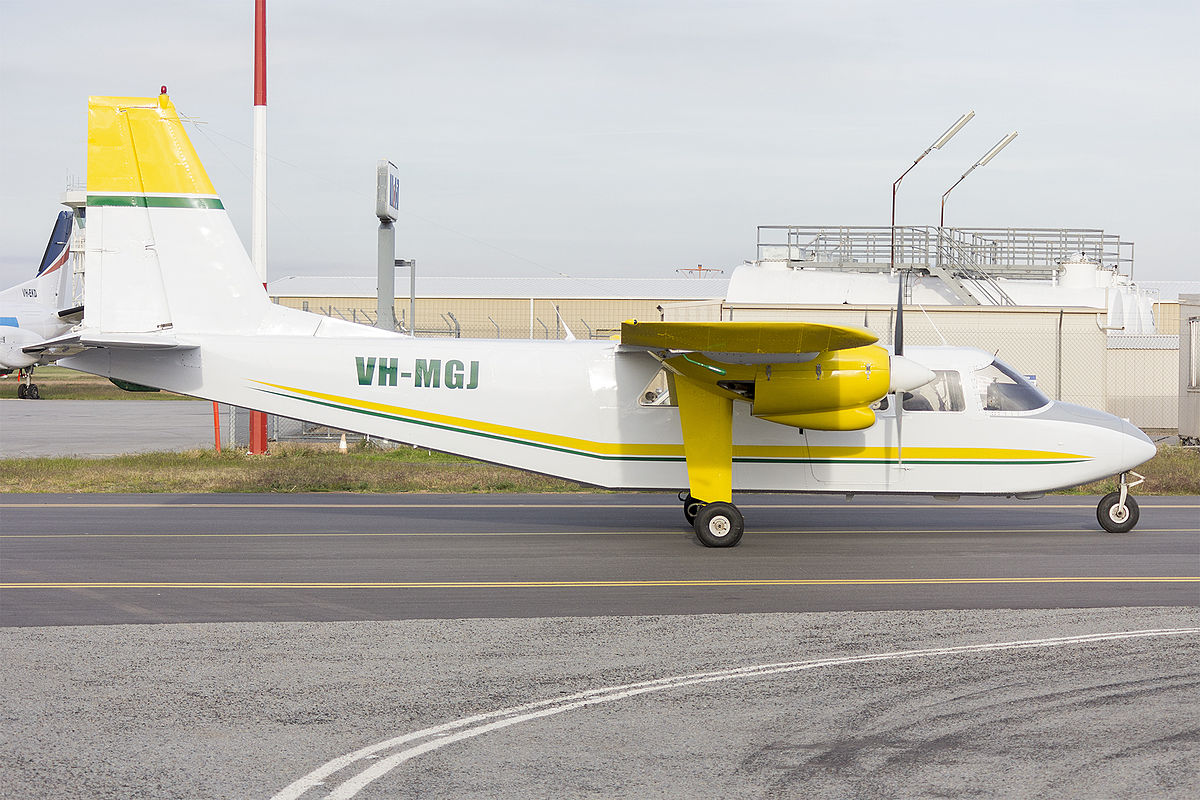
[620,320,876,362]
[620,319,891,432]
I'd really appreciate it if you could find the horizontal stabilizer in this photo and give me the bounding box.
[57,305,85,322]
[621,320,877,356]
[22,330,196,361]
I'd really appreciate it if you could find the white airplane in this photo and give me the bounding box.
[0,210,81,399]
[27,93,1155,544]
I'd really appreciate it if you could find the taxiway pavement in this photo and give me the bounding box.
[2,494,1198,798]
[2,493,1197,625]
[0,399,218,457]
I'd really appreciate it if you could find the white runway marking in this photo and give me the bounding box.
[270,627,1200,800]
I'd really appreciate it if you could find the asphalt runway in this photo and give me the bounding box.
[2,493,1198,625]
[3,494,1199,798]
[0,398,218,457]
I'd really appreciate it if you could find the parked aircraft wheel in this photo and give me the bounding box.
[17,384,27,399]
[681,493,703,525]
[28,384,39,400]
[694,502,744,548]
[1097,492,1139,533]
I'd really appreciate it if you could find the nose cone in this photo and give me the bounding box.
[1120,419,1157,471]
[889,355,935,394]
[1044,402,1156,482]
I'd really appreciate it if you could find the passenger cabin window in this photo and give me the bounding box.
[873,370,965,412]
[973,359,1050,412]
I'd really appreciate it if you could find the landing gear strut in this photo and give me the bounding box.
[1097,471,1143,533]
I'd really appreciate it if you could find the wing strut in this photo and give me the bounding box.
[674,376,733,505]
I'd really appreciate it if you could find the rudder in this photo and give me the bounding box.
[84,93,271,335]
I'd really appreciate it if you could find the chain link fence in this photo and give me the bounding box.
[281,297,670,340]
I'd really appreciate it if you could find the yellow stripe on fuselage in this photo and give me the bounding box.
[254,380,683,458]
[253,380,1088,465]
[87,94,217,196]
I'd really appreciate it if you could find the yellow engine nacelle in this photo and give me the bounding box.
[752,345,889,431]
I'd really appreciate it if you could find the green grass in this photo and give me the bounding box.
[0,442,585,494]
[0,440,1193,495]
[1055,445,1199,496]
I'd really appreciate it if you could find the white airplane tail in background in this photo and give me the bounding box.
[84,93,273,335]
[0,211,79,375]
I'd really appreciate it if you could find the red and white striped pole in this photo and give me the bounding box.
[249,0,269,454]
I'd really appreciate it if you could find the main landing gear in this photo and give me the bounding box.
[15,369,40,400]
[680,491,744,547]
[1097,471,1143,533]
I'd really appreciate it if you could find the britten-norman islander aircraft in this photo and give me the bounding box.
[26,92,1156,546]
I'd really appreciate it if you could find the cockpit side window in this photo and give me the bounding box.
[973,359,1050,412]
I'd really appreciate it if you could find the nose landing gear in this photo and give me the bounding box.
[1097,471,1144,533]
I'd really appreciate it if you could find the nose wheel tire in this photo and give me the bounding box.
[693,502,744,548]
[1097,492,1139,533]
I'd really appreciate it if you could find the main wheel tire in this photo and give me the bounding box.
[17,384,27,399]
[681,493,702,525]
[694,502,744,547]
[28,384,39,400]
[1097,492,1139,533]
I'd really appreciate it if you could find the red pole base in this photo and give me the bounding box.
[249,410,269,454]
[212,402,222,453]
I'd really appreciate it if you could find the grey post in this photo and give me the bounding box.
[375,160,400,331]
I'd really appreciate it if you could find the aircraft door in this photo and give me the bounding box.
[804,403,899,488]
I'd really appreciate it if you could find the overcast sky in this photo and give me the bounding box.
[1,0,1197,289]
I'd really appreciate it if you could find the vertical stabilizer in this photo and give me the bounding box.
[84,93,271,334]
[36,211,74,278]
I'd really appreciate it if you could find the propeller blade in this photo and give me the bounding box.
[896,397,903,466]
[894,271,905,357]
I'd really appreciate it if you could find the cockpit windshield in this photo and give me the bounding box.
[973,359,1050,412]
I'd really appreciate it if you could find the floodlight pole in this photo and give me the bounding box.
[940,131,1018,227]
[890,111,974,281]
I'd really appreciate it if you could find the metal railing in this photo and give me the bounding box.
[757,225,1134,279]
